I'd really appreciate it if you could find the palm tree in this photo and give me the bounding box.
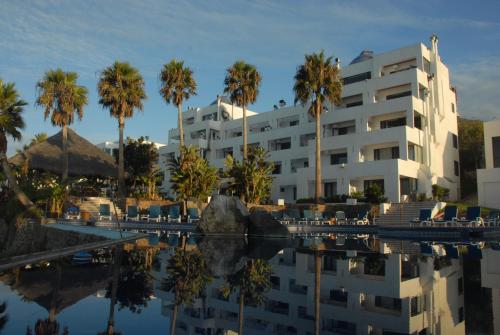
[293,51,342,203]
[159,60,197,151]
[0,79,36,211]
[223,61,261,161]
[98,62,146,207]
[220,259,272,334]
[163,248,212,335]
[36,69,88,183]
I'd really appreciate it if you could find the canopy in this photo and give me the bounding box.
[9,128,118,178]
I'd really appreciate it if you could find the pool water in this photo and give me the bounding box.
[0,234,498,335]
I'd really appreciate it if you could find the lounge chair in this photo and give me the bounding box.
[353,209,369,225]
[302,210,321,225]
[335,211,347,225]
[410,208,432,226]
[420,242,433,255]
[485,210,499,227]
[433,205,458,226]
[283,208,301,224]
[444,243,459,259]
[187,208,200,223]
[457,207,484,227]
[64,206,81,220]
[168,205,181,223]
[146,205,162,223]
[125,205,139,221]
[98,204,112,221]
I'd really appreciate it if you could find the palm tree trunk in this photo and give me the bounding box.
[0,151,36,211]
[107,247,122,334]
[242,104,248,161]
[118,117,125,209]
[170,303,178,335]
[178,103,184,150]
[314,251,321,335]
[315,104,322,203]
[238,291,245,335]
[62,124,68,183]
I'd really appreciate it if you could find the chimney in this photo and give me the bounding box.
[430,34,439,56]
[335,57,341,69]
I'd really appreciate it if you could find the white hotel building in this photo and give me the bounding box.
[159,36,460,203]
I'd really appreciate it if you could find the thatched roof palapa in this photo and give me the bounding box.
[9,128,118,178]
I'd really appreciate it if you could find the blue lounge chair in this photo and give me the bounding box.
[147,205,162,222]
[125,205,139,221]
[411,209,432,226]
[283,208,301,224]
[187,208,200,223]
[420,242,433,255]
[485,210,499,227]
[98,204,111,221]
[168,205,181,223]
[302,210,322,225]
[468,244,483,259]
[433,206,458,226]
[457,207,484,227]
[444,243,459,259]
[64,206,81,220]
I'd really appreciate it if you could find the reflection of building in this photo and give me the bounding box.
[481,247,500,335]
[477,119,500,210]
[154,239,465,335]
[160,37,460,203]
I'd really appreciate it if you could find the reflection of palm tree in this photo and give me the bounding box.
[0,301,7,333]
[26,319,69,335]
[101,247,123,335]
[309,241,325,335]
[163,248,212,335]
[220,259,272,335]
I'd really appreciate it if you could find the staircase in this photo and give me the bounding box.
[72,197,123,219]
[376,201,441,226]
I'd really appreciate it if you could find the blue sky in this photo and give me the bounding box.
[1,0,500,154]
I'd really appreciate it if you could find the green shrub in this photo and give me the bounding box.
[432,184,450,201]
[364,185,387,204]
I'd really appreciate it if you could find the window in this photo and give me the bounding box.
[331,153,347,165]
[451,102,456,114]
[414,113,423,130]
[458,307,464,323]
[493,136,500,168]
[374,146,399,160]
[323,255,337,271]
[375,296,401,311]
[346,100,363,108]
[380,117,406,129]
[330,289,348,304]
[290,120,299,126]
[410,296,424,316]
[386,91,412,100]
[297,306,314,320]
[324,182,337,198]
[452,134,458,148]
[343,71,371,85]
[408,144,423,163]
[273,163,282,175]
[454,160,460,176]
[270,276,280,290]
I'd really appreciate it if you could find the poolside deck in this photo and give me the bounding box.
[0,224,148,272]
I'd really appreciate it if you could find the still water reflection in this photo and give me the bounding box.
[0,234,498,335]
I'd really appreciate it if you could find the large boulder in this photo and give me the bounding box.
[198,195,249,235]
[247,211,290,237]
[197,237,248,276]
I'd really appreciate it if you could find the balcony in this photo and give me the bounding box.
[269,137,292,152]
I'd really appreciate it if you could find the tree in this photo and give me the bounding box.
[224,146,273,204]
[223,61,261,161]
[159,60,197,150]
[294,51,342,203]
[163,248,212,335]
[36,69,88,183]
[168,146,218,215]
[220,259,272,334]
[123,137,161,198]
[458,117,485,198]
[98,62,146,207]
[0,79,37,212]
